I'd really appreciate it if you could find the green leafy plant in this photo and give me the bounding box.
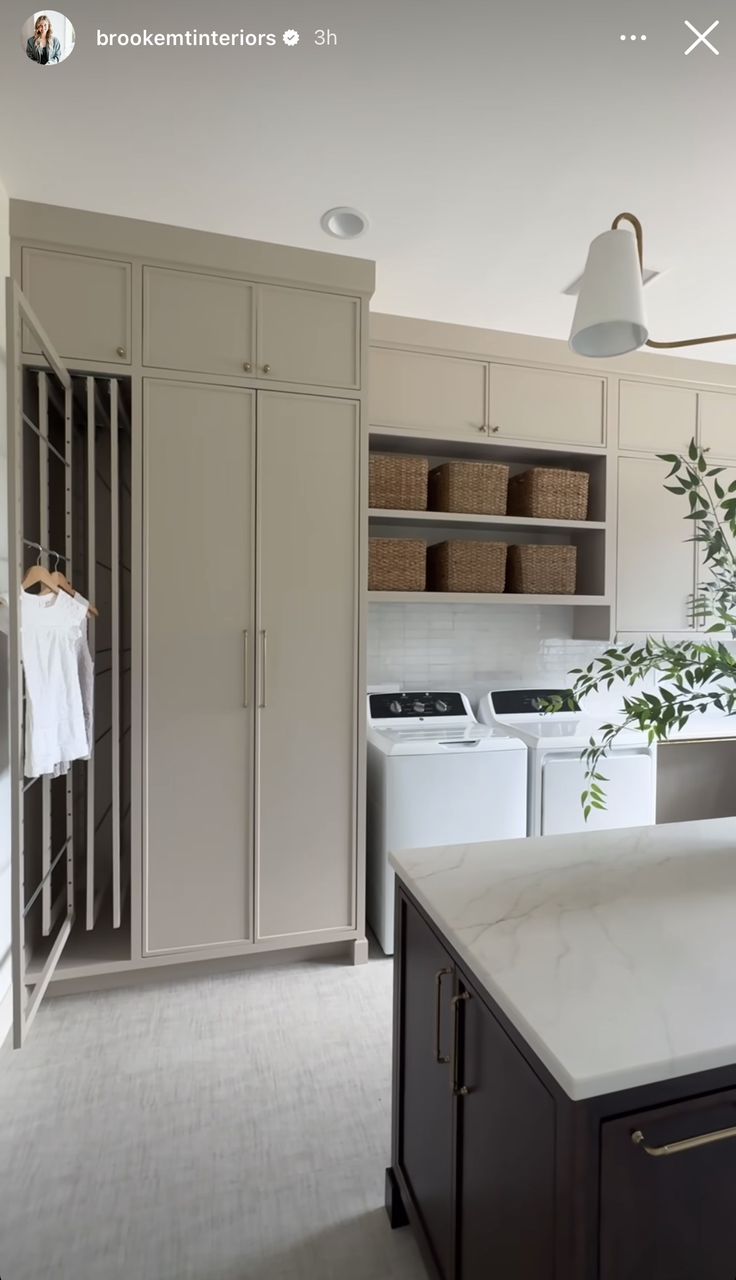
[549,439,736,817]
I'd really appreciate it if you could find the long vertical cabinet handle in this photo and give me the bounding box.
[242,631,250,708]
[434,968,453,1064]
[450,991,471,1096]
[258,630,268,708]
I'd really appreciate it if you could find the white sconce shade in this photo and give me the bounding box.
[569,228,649,357]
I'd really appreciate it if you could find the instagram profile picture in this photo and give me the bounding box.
[23,10,75,65]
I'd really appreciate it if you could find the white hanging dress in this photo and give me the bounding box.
[20,588,93,778]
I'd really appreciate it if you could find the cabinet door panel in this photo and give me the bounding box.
[617,456,695,632]
[144,381,255,953]
[258,286,360,389]
[696,464,736,597]
[398,895,456,1280]
[255,393,359,939]
[601,1091,736,1280]
[619,381,697,453]
[143,266,255,377]
[699,390,736,461]
[369,347,488,437]
[21,248,131,365]
[458,976,555,1280]
[489,363,605,445]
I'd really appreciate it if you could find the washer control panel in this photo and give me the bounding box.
[368,691,467,721]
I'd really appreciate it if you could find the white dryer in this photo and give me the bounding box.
[366,690,527,955]
[478,687,656,837]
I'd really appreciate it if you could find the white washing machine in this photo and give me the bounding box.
[478,687,656,837]
[366,690,527,955]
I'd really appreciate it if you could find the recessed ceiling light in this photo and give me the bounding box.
[320,207,369,240]
[563,266,661,296]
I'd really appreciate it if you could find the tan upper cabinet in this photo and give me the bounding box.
[369,347,488,438]
[21,247,132,365]
[257,285,360,389]
[618,380,697,454]
[616,456,695,633]
[143,267,360,388]
[143,266,255,378]
[698,390,736,461]
[488,364,605,446]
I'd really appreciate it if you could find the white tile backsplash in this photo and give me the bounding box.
[367,603,606,698]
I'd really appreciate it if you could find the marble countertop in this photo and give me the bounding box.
[390,817,736,1101]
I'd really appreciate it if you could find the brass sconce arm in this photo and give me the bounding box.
[611,212,736,349]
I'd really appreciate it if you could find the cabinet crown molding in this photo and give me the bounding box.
[10,199,376,297]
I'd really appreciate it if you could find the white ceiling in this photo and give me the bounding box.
[2,0,736,360]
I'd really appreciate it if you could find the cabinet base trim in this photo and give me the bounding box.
[385,1166,409,1230]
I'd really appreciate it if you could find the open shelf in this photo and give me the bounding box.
[368,592,610,606]
[369,426,606,466]
[369,509,606,533]
[26,915,132,980]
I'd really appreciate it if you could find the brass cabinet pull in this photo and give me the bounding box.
[262,364,272,374]
[242,631,249,708]
[434,968,452,1064]
[476,425,486,434]
[243,362,252,373]
[632,1124,736,1158]
[490,424,500,433]
[116,346,127,359]
[450,991,471,1095]
[258,630,268,708]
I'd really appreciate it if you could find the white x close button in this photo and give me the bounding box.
[684,18,720,54]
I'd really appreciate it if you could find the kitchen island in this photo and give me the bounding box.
[386,817,736,1280]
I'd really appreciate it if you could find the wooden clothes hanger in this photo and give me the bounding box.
[24,550,99,618]
[20,562,60,594]
[49,561,99,619]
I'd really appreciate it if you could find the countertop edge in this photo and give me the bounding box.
[390,848,736,1102]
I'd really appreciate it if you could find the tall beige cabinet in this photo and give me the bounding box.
[7,201,373,1041]
[143,383,361,955]
[144,381,257,953]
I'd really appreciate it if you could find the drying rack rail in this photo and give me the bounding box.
[6,279,131,1046]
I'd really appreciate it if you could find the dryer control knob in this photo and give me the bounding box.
[413,701,426,714]
[435,699,448,713]
[390,700,402,714]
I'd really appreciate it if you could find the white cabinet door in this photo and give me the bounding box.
[369,347,488,438]
[143,380,255,953]
[255,392,359,940]
[695,463,736,600]
[488,364,605,445]
[21,247,131,365]
[618,380,697,454]
[257,285,360,389]
[699,390,736,461]
[616,456,695,632]
[143,266,255,377]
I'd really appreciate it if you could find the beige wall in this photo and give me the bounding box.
[0,171,11,1045]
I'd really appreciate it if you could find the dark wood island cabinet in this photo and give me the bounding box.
[388,882,736,1280]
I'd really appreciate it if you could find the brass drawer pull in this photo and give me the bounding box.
[632,1124,736,1157]
[450,991,471,1096]
[434,968,452,1064]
